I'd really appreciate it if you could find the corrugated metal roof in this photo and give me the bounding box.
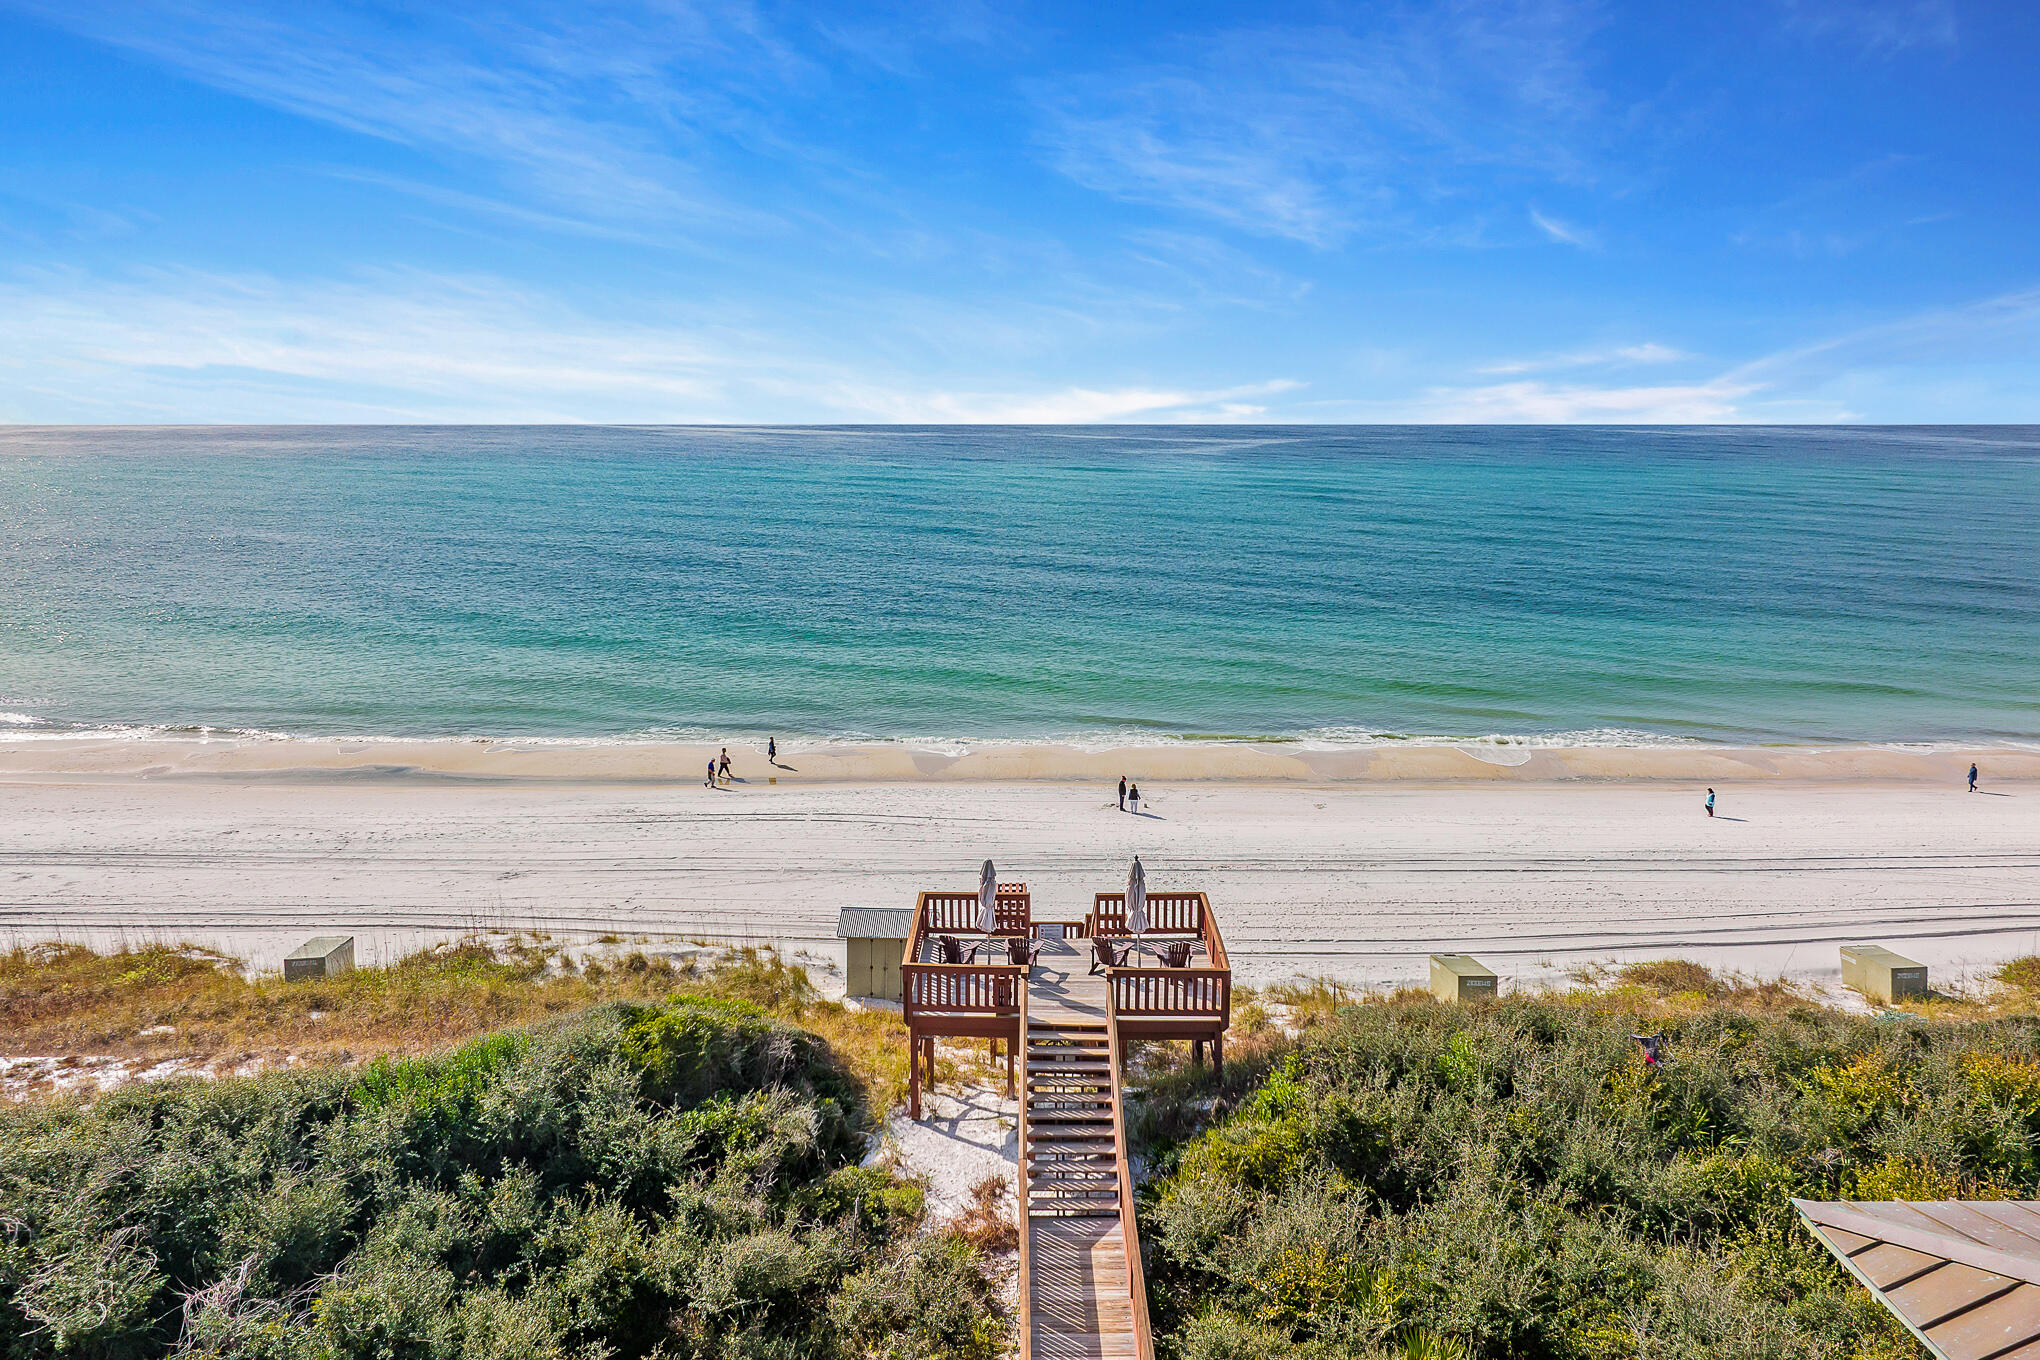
[285,936,353,959]
[836,908,913,940]
[1794,1199,2040,1360]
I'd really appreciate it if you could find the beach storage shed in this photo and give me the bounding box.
[1841,945,1928,1004]
[838,908,912,1003]
[1430,954,1498,1003]
[1794,1198,2040,1359]
[285,936,355,981]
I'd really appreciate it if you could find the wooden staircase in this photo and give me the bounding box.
[1025,1021,1119,1217]
[1017,936,1151,1360]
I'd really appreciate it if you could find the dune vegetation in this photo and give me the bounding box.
[9,942,2040,1360]
[1130,972,2040,1360]
[0,997,1004,1360]
[0,938,932,1112]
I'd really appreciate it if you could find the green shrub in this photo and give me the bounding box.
[0,1000,999,1360]
[1142,995,2038,1359]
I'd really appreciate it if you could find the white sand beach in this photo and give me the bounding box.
[2,739,2034,995]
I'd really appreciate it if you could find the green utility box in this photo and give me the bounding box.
[838,908,912,1003]
[284,936,355,981]
[1840,945,1928,1004]
[1430,954,1498,1004]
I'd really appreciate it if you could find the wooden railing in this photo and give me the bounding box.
[1110,968,1230,1022]
[1014,972,1033,1360]
[916,888,1032,936]
[1091,891,1204,937]
[1089,892,1231,976]
[901,963,1022,1016]
[903,888,1032,994]
[1106,993,1157,1360]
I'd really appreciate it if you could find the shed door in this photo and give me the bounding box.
[877,940,903,1003]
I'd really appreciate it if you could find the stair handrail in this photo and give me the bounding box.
[1106,988,1157,1360]
[1015,950,1033,1360]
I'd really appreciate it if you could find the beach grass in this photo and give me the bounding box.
[0,937,926,1113]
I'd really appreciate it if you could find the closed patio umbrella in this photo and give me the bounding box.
[977,859,998,934]
[1126,856,1148,938]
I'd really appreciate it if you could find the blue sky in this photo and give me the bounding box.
[2,0,2037,423]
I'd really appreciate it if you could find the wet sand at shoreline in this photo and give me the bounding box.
[2,734,2035,784]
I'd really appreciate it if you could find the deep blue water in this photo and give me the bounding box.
[1,425,2036,746]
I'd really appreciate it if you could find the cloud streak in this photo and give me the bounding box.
[0,265,1301,425]
[8,0,799,230]
[1478,342,1690,375]
[1529,205,1595,248]
[1036,2,1601,245]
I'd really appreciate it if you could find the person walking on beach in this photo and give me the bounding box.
[706,758,717,789]
[1118,775,1127,811]
[718,747,732,784]
[1969,762,1980,792]
[769,737,778,766]
[1129,782,1142,816]
[1705,788,1715,818]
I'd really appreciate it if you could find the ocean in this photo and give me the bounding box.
[1,424,2036,748]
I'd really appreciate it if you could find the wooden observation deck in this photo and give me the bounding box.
[901,881,1233,1360]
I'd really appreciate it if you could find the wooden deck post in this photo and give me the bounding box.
[909,1037,924,1119]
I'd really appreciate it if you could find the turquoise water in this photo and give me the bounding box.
[1,425,2036,746]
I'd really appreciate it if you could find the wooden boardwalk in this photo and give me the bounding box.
[1019,937,1150,1360]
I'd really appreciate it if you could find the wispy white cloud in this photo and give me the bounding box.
[1779,0,1957,55]
[1720,285,2040,390]
[1415,285,2040,422]
[0,265,1300,424]
[7,1,804,230]
[828,379,1303,424]
[1478,342,1689,375]
[1407,378,1759,423]
[0,266,742,422]
[1529,205,1596,248]
[1035,2,1602,246]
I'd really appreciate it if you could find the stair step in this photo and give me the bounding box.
[1028,1112,1112,1123]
